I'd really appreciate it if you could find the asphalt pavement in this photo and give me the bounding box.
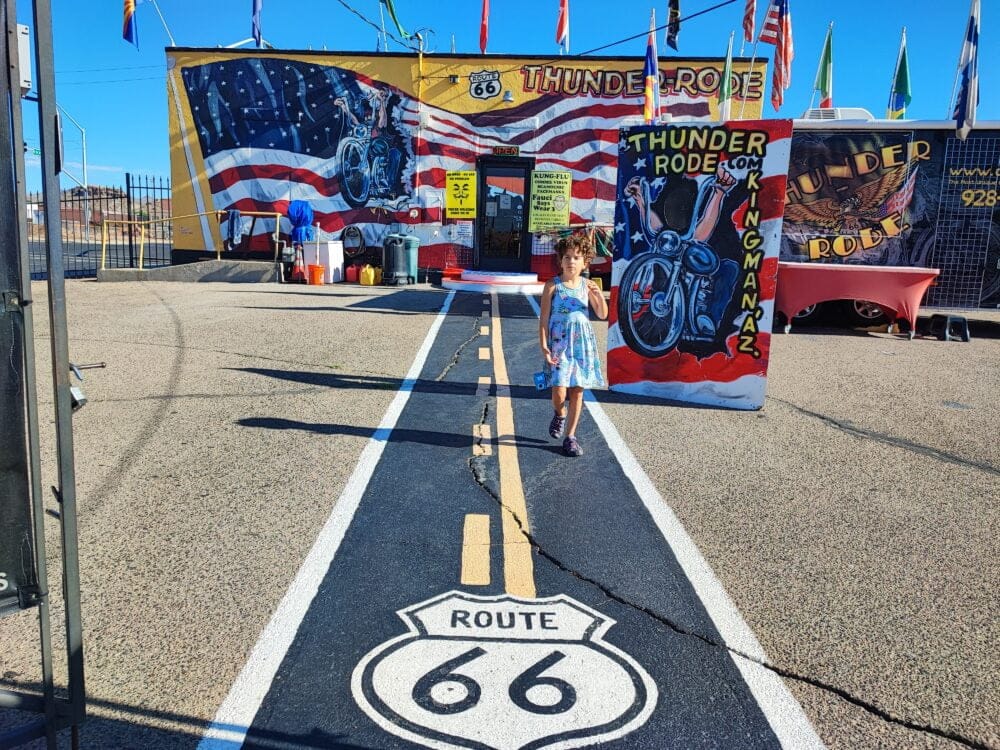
[0,279,996,749]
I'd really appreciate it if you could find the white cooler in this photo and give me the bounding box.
[303,241,345,283]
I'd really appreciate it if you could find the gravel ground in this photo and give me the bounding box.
[1,279,996,749]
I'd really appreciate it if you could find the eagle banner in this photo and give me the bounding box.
[779,128,1000,309]
[609,120,792,410]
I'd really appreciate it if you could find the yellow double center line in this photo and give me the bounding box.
[490,292,536,598]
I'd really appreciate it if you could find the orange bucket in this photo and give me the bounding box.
[307,264,325,285]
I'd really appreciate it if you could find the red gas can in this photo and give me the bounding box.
[345,264,359,283]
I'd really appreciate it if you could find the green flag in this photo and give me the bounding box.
[813,24,833,108]
[887,29,911,119]
[381,0,410,39]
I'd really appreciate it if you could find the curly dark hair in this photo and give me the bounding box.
[554,233,595,264]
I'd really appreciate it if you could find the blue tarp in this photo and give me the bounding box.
[287,200,315,245]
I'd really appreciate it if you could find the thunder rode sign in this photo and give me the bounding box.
[609,121,793,410]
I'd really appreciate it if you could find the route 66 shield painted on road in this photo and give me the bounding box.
[352,591,658,750]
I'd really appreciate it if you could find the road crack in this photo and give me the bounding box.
[436,313,486,382]
[770,397,999,477]
[465,449,991,750]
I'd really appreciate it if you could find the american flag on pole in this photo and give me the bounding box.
[556,0,569,52]
[758,0,793,111]
[743,0,755,44]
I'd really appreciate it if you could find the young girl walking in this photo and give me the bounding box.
[539,234,608,457]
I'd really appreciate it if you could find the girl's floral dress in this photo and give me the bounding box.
[544,277,604,388]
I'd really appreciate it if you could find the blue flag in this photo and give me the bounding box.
[252,0,263,47]
[952,0,979,140]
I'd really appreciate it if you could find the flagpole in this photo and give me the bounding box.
[887,26,906,118]
[378,2,389,51]
[736,39,759,120]
[147,0,176,46]
[719,30,734,121]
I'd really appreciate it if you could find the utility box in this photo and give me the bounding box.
[17,25,31,98]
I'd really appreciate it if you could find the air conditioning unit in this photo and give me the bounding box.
[800,107,875,121]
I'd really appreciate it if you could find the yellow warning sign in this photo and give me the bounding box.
[446,171,477,219]
[528,171,572,232]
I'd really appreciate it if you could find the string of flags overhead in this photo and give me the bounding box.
[117,0,981,137]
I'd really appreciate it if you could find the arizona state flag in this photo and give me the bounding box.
[123,0,138,47]
[643,9,660,123]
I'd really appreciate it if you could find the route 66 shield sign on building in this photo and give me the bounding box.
[352,590,657,750]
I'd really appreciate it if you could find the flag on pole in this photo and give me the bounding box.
[758,0,793,111]
[644,9,660,123]
[480,0,489,54]
[719,32,734,121]
[666,0,680,50]
[556,0,570,52]
[123,0,138,48]
[381,0,410,39]
[952,0,979,140]
[251,0,262,47]
[887,29,911,119]
[813,23,833,108]
[743,0,756,44]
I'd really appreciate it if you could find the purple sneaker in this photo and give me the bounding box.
[563,436,583,457]
[548,412,566,439]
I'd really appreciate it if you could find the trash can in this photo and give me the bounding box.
[402,235,420,284]
[382,233,408,285]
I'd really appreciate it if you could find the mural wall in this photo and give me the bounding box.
[167,49,765,270]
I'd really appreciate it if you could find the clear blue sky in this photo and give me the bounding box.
[18,0,995,191]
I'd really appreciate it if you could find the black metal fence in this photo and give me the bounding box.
[27,173,171,279]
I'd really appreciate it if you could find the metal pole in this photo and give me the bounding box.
[737,39,760,120]
[147,0,176,45]
[378,1,388,51]
[32,0,87,730]
[125,172,136,267]
[3,3,55,745]
[56,105,88,242]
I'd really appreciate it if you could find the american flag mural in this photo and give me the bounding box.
[609,120,793,410]
[170,51,765,270]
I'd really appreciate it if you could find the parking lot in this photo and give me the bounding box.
[1,279,997,749]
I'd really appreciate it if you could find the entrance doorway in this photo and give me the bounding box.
[476,156,535,272]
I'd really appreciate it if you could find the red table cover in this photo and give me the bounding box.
[775,262,940,328]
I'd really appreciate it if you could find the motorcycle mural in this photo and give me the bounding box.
[609,121,793,410]
[617,166,740,358]
[333,88,404,208]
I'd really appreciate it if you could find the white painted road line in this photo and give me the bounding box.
[523,291,825,749]
[197,291,457,750]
